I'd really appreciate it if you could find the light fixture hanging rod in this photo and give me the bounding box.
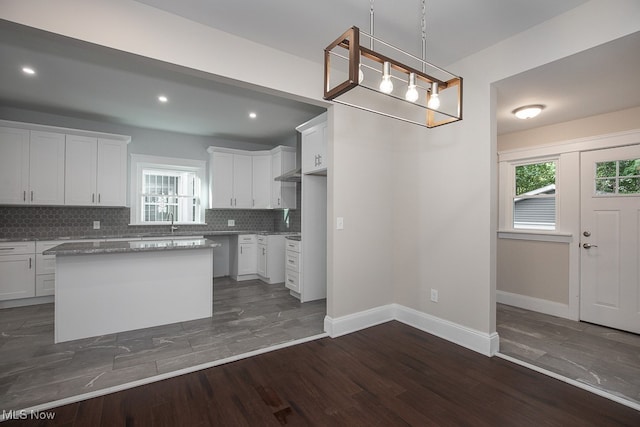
[332,98,459,129]
[359,29,458,80]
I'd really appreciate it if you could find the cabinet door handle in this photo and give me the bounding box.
[98,193,101,203]
[278,198,280,206]
[31,191,34,201]
[92,193,95,203]
[23,191,26,202]
[0,247,15,251]
[230,198,233,206]
[29,257,32,269]
[240,246,243,255]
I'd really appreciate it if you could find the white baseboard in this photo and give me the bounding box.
[324,304,499,356]
[324,305,394,338]
[394,304,499,356]
[497,290,570,319]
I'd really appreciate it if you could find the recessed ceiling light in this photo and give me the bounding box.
[22,66,36,76]
[158,95,168,103]
[513,104,544,120]
[249,112,257,119]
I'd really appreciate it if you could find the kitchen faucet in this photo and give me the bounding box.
[168,212,179,234]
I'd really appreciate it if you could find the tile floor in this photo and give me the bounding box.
[0,278,326,411]
[497,303,640,405]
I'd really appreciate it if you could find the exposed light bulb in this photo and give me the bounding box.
[405,73,419,102]
[379,61,393,94]
[22,66,36,76]
[427,82,440,109]
[358,65,364,84]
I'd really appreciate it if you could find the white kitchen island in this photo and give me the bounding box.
[44,238,219,343]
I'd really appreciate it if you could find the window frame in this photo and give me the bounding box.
[130,154,207,226]
[499,156,559,232]
[512,159,557,231]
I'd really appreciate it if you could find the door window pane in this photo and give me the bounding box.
[595,158,640,195]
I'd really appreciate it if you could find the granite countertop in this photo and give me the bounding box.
[43,238,221,256]
[0,230,301,243]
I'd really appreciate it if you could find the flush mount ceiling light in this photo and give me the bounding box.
[157,95,168,103]
[323,0,462,128]
[249,112,257,119]
[513,104,544,120]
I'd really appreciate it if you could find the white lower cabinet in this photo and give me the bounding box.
[0,242,36,301]
[230,234,257,281]
[35,241,62,297]
[284,238,301,296]
[257,235,285,284]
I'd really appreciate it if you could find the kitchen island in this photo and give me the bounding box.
[44,238,219,343]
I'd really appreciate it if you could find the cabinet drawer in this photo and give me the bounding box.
[285,270,300,293]
[36,274,55,297]
[285,239,300,252]
[36,254,56,275]
[256,235,267,244]
[0,241,35,255]
[238,234,256,244]
[285,250,300,271]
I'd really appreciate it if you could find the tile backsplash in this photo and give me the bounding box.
[0,206,300,240]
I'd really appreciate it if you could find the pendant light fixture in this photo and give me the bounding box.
[323,0,462,128]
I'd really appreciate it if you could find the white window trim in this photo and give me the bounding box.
[130,154,207,225]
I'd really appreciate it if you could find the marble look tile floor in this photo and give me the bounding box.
[497,303,640,405]
[0,278,326,411]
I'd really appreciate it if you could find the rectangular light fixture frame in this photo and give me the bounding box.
[324,26,463,128]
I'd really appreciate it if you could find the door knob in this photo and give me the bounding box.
[583,243,598,249]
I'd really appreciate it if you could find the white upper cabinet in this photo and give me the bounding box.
[252,154,271,209]
[299,113,328,175]
[0,127,64,205]
[271,147,296,209]
[0,127,30,204]
[210,151,234,208]
[29,131,66,205]
[209,146,296,210]
[0,121,130,207]
[65,135,97,205]
[233,154,253,208]
[65,136,128,206]
[96,138,127,206]
[210,150,253,208]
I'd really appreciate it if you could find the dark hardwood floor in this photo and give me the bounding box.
[3,321,639,426]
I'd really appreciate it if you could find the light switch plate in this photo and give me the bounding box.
[336,217,344,230]
[93,221,100,230]
[228,219,235,227]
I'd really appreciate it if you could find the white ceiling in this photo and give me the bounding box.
[1,0,638,141]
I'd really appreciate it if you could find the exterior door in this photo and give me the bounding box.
[580,144,640,333]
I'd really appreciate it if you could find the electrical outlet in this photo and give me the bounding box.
[227,219,235,227]
[93,221,100,230]
[430,288,438,303]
